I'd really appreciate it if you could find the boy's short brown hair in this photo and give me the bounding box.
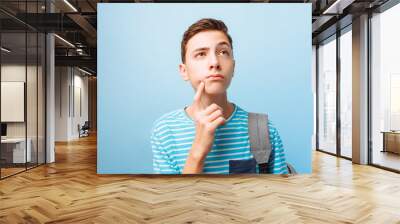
[181,18,233,63]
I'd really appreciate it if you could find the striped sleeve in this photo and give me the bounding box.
[267,123,289,174]
[150,127,180,174]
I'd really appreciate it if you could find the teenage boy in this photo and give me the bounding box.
[151,18,288,174]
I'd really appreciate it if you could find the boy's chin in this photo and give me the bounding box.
[205,85,228,95]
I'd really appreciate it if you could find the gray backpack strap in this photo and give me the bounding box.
[248,113,272,166]
[287,163,297,175]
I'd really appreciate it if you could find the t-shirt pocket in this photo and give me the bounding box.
[229,158,257,174]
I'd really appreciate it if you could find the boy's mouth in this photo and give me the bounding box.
[206,74,224,80]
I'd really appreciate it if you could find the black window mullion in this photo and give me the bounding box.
[36,0,39,167]
[44,32,47,164]
[25,0,28,171]
[316,45,320,151]
[336,29,341,157]
[367,11,373,165]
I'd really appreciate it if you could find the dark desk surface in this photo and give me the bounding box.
[381,131,400,134]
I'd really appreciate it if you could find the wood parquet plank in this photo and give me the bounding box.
[0,134,400,223]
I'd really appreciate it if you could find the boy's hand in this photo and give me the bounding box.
[183,82,226,174]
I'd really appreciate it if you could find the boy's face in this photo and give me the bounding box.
[179,30,235,95]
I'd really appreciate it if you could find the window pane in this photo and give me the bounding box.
[318,37,337,154]
[1,31,27,178]
[27,31,38,169]
[340,29,352,158]
[38,32,45,165]
[371,3,400,171]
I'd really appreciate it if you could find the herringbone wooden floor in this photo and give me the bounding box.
[1,134,400,224]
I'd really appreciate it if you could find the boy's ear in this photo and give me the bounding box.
[179,63,189,81]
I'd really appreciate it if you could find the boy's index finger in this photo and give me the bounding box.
[193,81,204,103]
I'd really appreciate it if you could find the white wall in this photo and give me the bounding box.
[55,66,69,141]
[1,65,26,132]
[71,72,89,138]
[55,67,89,141]
[1,65,42,138]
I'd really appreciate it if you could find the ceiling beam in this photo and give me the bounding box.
[55,55,96,70]
[322,0,356,14]
[67,13,97,46]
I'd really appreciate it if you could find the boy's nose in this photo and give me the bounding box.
[208,53,221,70]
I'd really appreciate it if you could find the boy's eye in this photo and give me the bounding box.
[195,52,206,58]
[218,50,230,56]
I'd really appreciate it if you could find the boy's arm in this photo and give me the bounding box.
[182,82,226,174]
[151,130,180,174]
[267,123,289,174]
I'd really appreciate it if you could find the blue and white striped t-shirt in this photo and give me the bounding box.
[150,104,288,174]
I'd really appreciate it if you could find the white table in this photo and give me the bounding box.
[1,138,31,163]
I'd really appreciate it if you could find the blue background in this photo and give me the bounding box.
[98,3,312,174]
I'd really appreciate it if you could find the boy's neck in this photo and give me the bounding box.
[187,92,235,120]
